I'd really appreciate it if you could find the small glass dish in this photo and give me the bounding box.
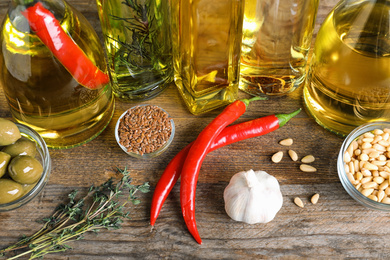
[338,121,390,211]
[115,104,175,159]
[0,123,51,211]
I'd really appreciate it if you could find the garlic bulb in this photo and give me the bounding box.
[223,169,283,224]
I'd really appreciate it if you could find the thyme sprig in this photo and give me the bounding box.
[0,167,150,259]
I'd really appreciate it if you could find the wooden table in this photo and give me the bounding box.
[1,0,389,259]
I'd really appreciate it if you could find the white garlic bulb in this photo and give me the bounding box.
[223,169,283,224]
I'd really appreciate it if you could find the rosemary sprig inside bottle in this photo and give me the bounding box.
[112,0,157,71]
[0,167,150,259]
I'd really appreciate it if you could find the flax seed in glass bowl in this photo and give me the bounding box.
[338,121,390,211]
[0,121,51,211]
[115,104,175,159]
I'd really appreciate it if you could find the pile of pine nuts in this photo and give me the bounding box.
[344,128,390,204]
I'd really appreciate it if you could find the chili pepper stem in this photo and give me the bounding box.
[276,108,301,127]
[240,96,267,107]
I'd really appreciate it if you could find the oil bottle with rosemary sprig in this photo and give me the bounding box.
[96,0,173,101]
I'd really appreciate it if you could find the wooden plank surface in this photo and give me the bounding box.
[2,0,390,259]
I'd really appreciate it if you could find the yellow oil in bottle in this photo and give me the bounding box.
[303,1,390,136]
[240,0,318,96]
[171,0,244,115]
[0,3,114,148]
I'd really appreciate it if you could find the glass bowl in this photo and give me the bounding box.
[0,122,51,211]
[338,121,390,211]
[115,104,175,159]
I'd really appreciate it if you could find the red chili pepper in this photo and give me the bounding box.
[179,96,264,244]
[150,109,301,227]
[22,2,109,90]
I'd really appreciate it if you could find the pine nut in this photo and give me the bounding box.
[361,188,374,197]
[359,153,369,161]
[363,137,374,143]
[368,151,380,159]
[311,193,320,204]
[362,182,378,189]
[361,176,373,184]
[300,164,317,172]
[361,142,372,149]
[348,161,355,174]
[374,176,385,184]
[354,160,360,172]
[363,162,378,171]
[271,151,283,163]
[379,140,390,147]
[279,138,293,146]
[372,160,387,166]
[301,155,315,163]
[373,144,386,152]
[368,195,378,201]
[382,197,390,204]
[378,190,385,202]
[294,197,304,208]
[346,172,355,183]
[361,169,372,177]
[379,181,389,190]
[288,150,298,161]
[344,151,351,163]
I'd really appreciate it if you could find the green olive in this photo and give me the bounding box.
[0,179,24,204]
[22,183,36,194]
[0,151,11,178]
[2,137,37,158]
[8,155,43,184]
[0,118,21,146]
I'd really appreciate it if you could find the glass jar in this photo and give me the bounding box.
[0,0,114,149]
[304,0,390,136]
[171,0,244,115]
[0,122,51,212]
[338,121,390,211]
[96,0,173,101]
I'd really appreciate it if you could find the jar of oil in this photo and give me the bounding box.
[171,0,244,115]
[0,0,114,148]
[303,0,390,136]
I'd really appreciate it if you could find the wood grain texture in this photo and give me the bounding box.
[2,0,388,259]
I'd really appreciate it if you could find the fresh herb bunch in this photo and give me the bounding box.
[0,167,150,259]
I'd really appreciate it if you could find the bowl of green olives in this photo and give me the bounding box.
[0,118,51,211]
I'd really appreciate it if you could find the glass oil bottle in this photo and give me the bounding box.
[304,0,390,136]
[171,0,244,115]
[0,0,114,148]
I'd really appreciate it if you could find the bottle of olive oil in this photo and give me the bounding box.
[303,0,390,136]
[171,0,244,115]
[0,0,114,148]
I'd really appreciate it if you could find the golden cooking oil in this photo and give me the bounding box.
[0,1,114,148]
[239,0,318,96]
[171,0,244,115]
[303,0,390,136]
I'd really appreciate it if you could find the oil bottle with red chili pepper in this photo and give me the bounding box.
[0,0,114,149]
